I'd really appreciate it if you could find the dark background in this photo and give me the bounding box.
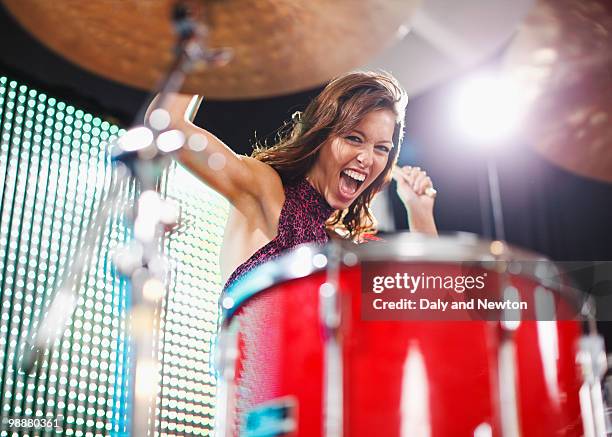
[1,5,611,327]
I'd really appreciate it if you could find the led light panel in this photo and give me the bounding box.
[0,75,228,436]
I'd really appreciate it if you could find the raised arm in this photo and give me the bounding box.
[145,93,276,206]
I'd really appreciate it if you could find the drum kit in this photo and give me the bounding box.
[216,234,607,437]
[3,0,611,436]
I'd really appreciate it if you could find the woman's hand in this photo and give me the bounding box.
[392,165,438,236]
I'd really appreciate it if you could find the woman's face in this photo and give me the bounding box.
[307,109,396,210]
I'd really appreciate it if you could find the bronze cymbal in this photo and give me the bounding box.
[3,0,419,99]
[503,0,612,182]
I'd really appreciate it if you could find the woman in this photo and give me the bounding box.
[152,71,437,289]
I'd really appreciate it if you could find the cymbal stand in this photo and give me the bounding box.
[116,4,231,435]
[20,3,232,436]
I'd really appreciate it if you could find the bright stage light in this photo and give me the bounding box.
[451,73,528,146]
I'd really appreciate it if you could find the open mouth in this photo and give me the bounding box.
[339,169,366,197]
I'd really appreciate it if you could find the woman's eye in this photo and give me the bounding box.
[346,135,362,143]
[376,145,391,153]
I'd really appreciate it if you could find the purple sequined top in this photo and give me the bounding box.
[223,178,334,291]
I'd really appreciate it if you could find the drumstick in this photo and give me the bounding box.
[392,165,437,198]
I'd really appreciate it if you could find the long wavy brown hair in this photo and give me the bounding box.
[252,71,408,240]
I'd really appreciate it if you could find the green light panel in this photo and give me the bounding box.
[158,164,228,436]
[0,75,135,436]
[0,74,229,436]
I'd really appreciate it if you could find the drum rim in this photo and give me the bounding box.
[220,232,586,321]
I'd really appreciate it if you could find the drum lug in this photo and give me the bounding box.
[319,242,344,437]
[577,333,608,437]
[578,334,608,384]
[497,284,522,437]
[497,332,522,437]
[320,282,341,330]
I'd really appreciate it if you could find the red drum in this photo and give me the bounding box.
[215,234,593,437]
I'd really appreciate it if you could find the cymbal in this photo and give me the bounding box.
[503,0,612,182]
[3,0,419,99]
